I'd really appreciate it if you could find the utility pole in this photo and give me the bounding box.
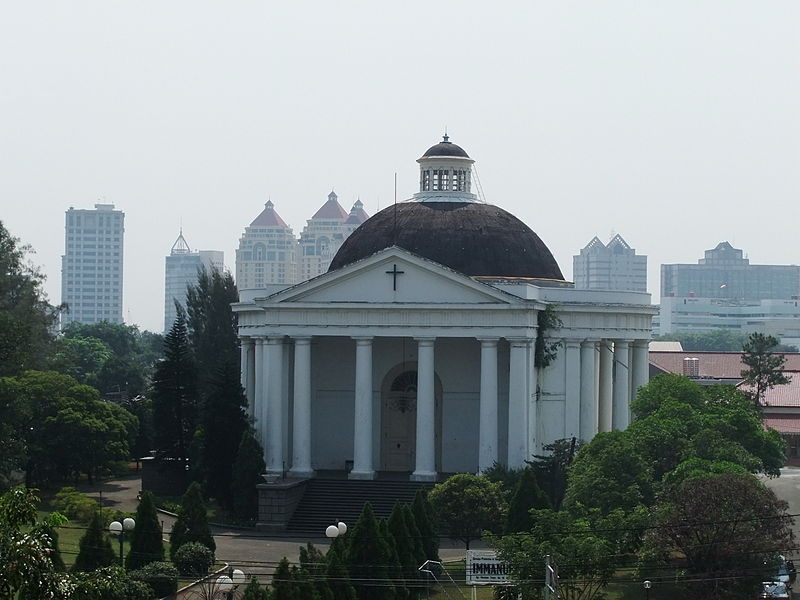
[544,555,558,600]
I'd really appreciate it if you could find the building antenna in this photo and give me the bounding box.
[393,172,398,244]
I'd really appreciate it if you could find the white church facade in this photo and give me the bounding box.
[234,137,656,482]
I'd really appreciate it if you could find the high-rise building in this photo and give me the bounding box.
[573,234,647,292]
[657,242,800,341]
[164,230,224,331]
[236,200,298,290]
[298,191,369,281]
[61,203,125,328]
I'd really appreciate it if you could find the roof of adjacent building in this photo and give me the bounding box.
[741,371,800,408]
[763,414,800,434]
[649,351,800,380]
[345,200,370,225]
[329,201,564,279]
[312,192,349,220]
[250,200,289,228]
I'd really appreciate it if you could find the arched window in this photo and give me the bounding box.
[253,243,266,261]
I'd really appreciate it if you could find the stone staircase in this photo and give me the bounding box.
[286,476,435,535]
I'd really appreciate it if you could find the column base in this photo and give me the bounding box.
[410,471,437,482]
[348,470,376,480]
[287,468,315,479]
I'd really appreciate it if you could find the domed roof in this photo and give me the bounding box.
[422,134,470,159]
[329,202,564,279]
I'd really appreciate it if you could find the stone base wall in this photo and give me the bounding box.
[256,479,308,532]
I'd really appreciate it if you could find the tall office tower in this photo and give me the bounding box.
[235,200,298,290]
[164,230,224,331]
[298,191,369,281]
[658,242,800,340]
[573,234,647,292]
[61,203,125,328]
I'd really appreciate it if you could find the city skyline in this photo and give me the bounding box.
[3,2,799,332]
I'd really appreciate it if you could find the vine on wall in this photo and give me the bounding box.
[534,304,562,369]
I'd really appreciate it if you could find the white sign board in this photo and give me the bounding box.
[465,550,510,585]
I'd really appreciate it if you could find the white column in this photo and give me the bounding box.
[564,339,581,440]
[350,337,375,480]
[579,340,598,442]
[412,337,437,481]
[289,337,314,478]
[240,338,256,417]
[598,340,613,433]
[478,338,499,474]
[631,340,650,416]
[266,336,285,475]
[253,337,267,458]
[612,340,631,431]
[508,338,531,468]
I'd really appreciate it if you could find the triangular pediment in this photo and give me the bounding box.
[263,247,519,305]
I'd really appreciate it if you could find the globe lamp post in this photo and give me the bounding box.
[109,517,135,566]
[643,579,652,600]
[326,521,347,539]
[217,566,246,599]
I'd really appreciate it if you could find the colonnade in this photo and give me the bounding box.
[239,335,650,481]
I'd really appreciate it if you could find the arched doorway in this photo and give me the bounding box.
[380,363,442,472]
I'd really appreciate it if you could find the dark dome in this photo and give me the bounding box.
[329,202,564,280]
[422,140,470,158]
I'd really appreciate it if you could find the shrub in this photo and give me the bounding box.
[129,561,179,598]
[51,487,99,523]
[173,541,214,576]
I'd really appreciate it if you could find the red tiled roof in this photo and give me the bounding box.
[312,193,348,220]
[740,371,800,407]
[649,351,800,380]
[764,414,800,434]
[345,201,370,225]
[250,201,289,228]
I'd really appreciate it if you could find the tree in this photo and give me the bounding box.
[387,502,418,599]
[231,428,266,520]
[741,332,791,406]
[411,490,438,561]
[428,474,506,550]
[70,566,153,600]
[400,504,425,576]
[123,396,154,466]
[326,546,357,600]
[125,491,164,570]
[504,467,550,534]
[73,510,117,572]
[345,502,397,600]
[643,473,794,600]
[529,438,580,510]
[0,487,67,598]
[0,221,60,378]
[169,482,215,560]
[242,576,272,600]
[272,556,298,600]
[563,431,652,514]
[300,542,333,600]
[152,310,198,474]
[198,361,248,509]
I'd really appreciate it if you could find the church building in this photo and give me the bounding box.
[234,137,656,482]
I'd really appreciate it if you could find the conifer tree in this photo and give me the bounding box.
[169,482,215,560]
[72,510,116,572]
[242,576,272,600]
[272,556,298,600]
[152,310,198,477]
[504,467,550,534]
[41,525,65,572]
[401,504,426,587]
[387,503,416,600]
[345,502,396,600]
[411,490,438,561]
[126,491,164,570]
[231,427,266,520]
[301,542,333,600]
[199,360,248,508]
[326,546,357,600]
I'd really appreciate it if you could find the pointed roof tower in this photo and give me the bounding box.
[250,200,289,228]
[312,190,349,220]
[345,199,370,225]
[170,229,191,254]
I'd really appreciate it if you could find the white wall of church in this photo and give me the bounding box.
[537,345,567,451]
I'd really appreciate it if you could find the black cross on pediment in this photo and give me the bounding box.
[385,263,405,291]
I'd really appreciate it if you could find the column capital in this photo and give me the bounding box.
[292,336,312,344]
[266,335,285,344]
[506,337,533,348]
[352,336,374,345]
[563,338,582,348]
[614,339,634,347]
[632,339,650,348]
[414,337,436,345]
[477,337,500,346]
[582,338,601,345]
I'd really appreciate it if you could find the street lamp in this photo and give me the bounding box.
[325,521,347,538]
[217,566,246,599]
[643,579,652,600]
[109,517,135,566]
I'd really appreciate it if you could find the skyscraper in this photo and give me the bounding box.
[573,234,647,292]
[164,230,224,331]
[236,200,298,289]
[61,203,125,328]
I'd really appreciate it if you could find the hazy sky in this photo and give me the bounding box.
[2,2,799,332]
